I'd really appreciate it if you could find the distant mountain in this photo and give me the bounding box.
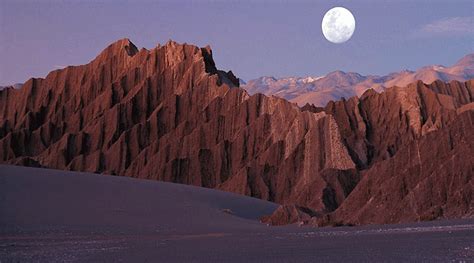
[0,83,22,90]
[242,54,474,106]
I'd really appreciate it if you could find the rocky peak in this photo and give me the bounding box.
[324,71,366,84]
[94,38,138,62]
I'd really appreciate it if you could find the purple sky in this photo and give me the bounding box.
[0,0,473,85]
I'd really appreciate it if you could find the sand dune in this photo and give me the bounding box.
[0,165,277,235]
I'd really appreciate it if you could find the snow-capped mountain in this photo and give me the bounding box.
[241,53,474,106]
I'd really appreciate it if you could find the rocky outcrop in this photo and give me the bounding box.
[0,39,356,213]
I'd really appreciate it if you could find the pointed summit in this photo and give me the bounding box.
[109,38,138,56]
[93,38,139,65]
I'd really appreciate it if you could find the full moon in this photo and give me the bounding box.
[322,7,356,44]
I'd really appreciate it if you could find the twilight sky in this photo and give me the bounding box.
[0,0,473,85]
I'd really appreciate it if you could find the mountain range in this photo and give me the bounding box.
[242,54,474,106]
[0,39,472,226]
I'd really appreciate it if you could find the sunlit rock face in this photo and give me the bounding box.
[320,80,473,169]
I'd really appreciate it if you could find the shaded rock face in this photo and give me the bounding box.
[0,39,356,213]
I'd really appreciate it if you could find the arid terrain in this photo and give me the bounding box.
[1,0,473,260]
[1,165,473,262]
[0,39,472,227]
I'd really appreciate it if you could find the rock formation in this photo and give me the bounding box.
[0,39,357,214]
[307,80,474,225]
[321,79,473,169]
[0,38,472,225]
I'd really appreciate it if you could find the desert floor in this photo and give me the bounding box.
[1,165,473,262]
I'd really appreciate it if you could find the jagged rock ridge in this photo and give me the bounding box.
[0,39,357,214]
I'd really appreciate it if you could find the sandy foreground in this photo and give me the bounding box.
[1,165,473,262]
